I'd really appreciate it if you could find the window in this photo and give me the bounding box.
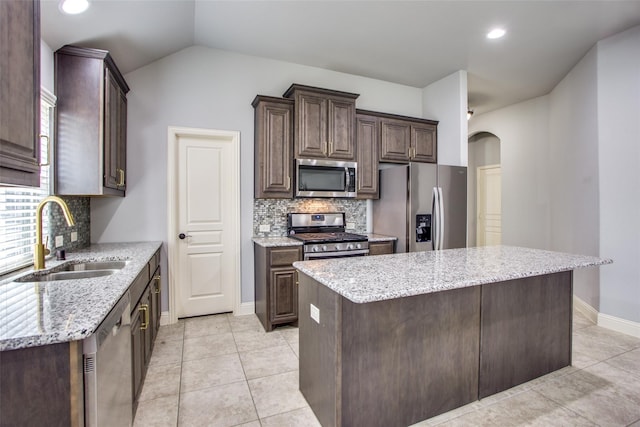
[0,89,55,276]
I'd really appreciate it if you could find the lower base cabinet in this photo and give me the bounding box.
[254,244,302,332]
[368,240,394,255]
[131,250,161,417]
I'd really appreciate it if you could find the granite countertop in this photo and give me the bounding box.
[252,237,302,247]
[293,245,612,304]
[365,233,397,242]
[0,242,162,351]
[252,233,396,247]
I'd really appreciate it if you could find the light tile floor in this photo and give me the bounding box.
[134,310,640,427]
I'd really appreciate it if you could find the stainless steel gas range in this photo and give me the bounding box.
[287,213,369,260]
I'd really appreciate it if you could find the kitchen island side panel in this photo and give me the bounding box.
[479,271,573,398]
[298,273,342,427]
[340,287,481,427]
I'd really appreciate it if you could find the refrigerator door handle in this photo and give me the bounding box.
[438,186,445,250]
[432,187,440,250]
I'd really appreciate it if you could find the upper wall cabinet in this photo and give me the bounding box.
[283,84,359,161]
[355,113,379,199]
[253,95,294,199]
[378,113,438,164]
[0,0,41,187]
[55,45,129,196]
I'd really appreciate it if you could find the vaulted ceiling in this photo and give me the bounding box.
[41,0,640,114]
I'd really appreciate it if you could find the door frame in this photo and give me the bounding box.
[167,126,241,324]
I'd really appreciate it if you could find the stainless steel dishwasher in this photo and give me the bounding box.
[83,291,132,427]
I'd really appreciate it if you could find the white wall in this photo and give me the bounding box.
[422,71,468,166]
[548,47,600,310]
[469,24,640,325]
[90,46,425,308]
[468,96,551,250]
[597,25,640,323]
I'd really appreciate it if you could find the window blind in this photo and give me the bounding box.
[0,90,54,276]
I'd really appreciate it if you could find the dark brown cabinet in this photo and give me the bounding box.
[378,114,438,164]
[253,96,294,198]
[284,84,359,161]
[356,114,379,199]
[55,45,129,196]
[0,0,41,187]
[368,240,394,255]
[254,244,302,331]
[131,250,161,416]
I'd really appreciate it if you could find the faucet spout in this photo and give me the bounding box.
[34,196,76,270]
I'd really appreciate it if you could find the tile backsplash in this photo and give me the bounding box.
[46,196,90,253]
[253,199,367,237]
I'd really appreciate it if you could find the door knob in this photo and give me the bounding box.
[179,233,191,240]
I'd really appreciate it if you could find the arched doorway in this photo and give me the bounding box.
[467,131,501,247]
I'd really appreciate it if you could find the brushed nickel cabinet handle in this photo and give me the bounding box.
[154,276,161,293]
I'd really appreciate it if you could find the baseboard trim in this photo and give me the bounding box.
[234,301,255,316]
[573,295,598,324]
[160,311,171,326]
[573,295,640,338]
[598,313,640,339]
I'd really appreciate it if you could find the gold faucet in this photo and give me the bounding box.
[34,196,75,270]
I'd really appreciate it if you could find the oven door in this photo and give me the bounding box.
[304,249,369,260]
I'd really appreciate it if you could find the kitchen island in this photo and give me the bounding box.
[293,245,611,427]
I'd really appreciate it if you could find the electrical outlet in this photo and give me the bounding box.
[71,231,78,242]
[259,224,270,232]
[310,303,320,324]
[346,222,355,230]
[55,235,64,248]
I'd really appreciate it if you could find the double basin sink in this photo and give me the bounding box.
[16,260,130,282]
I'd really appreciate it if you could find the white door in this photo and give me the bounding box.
[477,165,502,246]
[168,127,239,320]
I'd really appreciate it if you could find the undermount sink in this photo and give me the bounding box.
[61,260,130,272]
[15,260,130,282]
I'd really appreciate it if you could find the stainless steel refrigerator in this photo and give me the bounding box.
[372,163,467,252]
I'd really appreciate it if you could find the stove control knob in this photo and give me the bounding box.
[322,245,328,252]
[312,246,319,252]
[347,244,354,250]
[356,243,362,249]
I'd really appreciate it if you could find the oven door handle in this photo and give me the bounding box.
[304,249,370,259]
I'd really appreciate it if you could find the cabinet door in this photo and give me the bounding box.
[131,303,145,403]
[103,68,126,192]
[380,119,411,163]
[0,0,40,187]
[295,92,327,158]
[151,267,161,340]
[327,98,356,160]
[270,267,298,323]
[411,123,437,163]
[368,241,394,255]
[356,115,379,198]
[253,97,293,198]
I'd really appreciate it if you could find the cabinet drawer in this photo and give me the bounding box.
[130,267,150,308]
[149,250,160,275]
[269,247,302,267]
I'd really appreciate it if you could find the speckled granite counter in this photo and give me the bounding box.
[363,233,396,242]
[252,236,302,247]
[297,245,612,426]
[293,245,611,304]
[0,242,161,351]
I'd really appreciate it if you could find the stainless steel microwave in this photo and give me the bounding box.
[296,159,357,198]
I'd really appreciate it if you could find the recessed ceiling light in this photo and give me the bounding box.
[487,28,506,39]
[59,0,89,15]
